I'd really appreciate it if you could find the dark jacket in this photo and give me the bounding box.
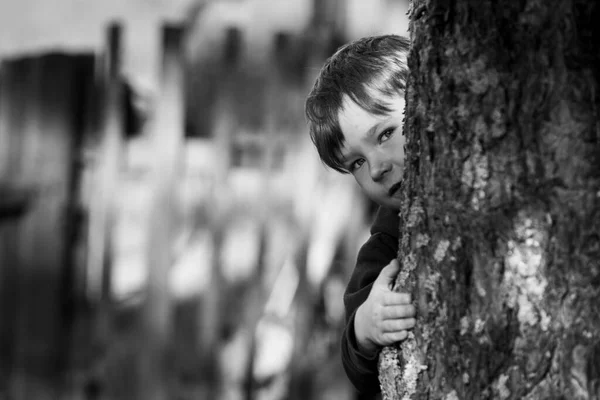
[341,207,399,396]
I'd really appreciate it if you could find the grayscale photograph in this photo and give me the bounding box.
[0,1,598,399]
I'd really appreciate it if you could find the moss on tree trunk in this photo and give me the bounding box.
[379,0,600,398]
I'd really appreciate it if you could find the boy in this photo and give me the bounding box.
[305,35,416,397]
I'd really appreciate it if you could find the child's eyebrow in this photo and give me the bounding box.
[366,121,384,138]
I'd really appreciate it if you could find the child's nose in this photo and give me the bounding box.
[370,160,391,181]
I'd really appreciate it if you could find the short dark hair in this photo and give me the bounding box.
[305,35,409,173]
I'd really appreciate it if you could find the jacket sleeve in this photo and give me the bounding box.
[340,229,398,394]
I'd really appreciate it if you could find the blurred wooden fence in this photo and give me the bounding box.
[0,17,366,400]
[0,49,95,400]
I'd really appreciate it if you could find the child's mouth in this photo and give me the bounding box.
[388,182,402,197]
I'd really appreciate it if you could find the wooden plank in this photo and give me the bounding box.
[0,53,95,400]
[0,57,28,397]
[189,76,235,399]
[85,22,125,307]
[56,22,126,400]
[3,57,49,400]
[137,23,185,400]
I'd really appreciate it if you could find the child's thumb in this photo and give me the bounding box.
[376,259,400,285]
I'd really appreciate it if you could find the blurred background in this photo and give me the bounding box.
[0,0,408,399]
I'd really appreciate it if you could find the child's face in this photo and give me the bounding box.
[338,93,405,209]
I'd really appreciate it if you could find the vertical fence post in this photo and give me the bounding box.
[0,59,27,399]
[79,21,126,399]
[137,23,185,400]
[192,26,241,399]
[0,53,94,400]
[10,57,48,400]
[86,22,125,307]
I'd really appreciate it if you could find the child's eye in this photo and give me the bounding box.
[349,158,365,172]
[378,128,395,143]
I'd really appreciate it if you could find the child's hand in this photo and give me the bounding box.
[354,259,416,356]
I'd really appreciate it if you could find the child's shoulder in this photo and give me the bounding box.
[370,207,400,238]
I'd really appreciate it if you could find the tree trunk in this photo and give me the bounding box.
[379,1,600,399]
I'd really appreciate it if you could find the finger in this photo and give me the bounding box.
[382,304,416,319]
[381,330,408,345]
[382,291,412,306]
[382,318,416,333]
[375,259,400,285]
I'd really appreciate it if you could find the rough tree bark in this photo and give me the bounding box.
[379,0,600,399]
